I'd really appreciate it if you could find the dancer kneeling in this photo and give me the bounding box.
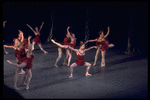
[51,39,98,78]
[7,35,34,90]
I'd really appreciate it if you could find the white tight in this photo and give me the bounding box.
[69,62,91,78]
[55,47,72,67]
[93,48,106,66]
[22,69,32,89]
[32,42,47,53]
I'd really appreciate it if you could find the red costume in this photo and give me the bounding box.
[69,40,76,52]
[62,37,71,45]
[14,49,27,63]
[23,54,34,70]
[32,34,41,43]
[75,55,85,66]
[96,37,109,51]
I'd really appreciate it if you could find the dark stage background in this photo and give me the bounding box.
[3,2,148,51]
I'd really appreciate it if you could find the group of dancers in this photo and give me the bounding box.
[4,21,114,90]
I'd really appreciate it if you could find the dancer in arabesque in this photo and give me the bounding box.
[85,26,114,67]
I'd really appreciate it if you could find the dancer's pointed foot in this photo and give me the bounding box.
[14,86,21,90]
[63,63,67,66]
[7,60,12,64]
[54,64,58,68]
[101,63,105,67]
[69,75,73,78]
[44,51,48,54]
[93,63,96,66]
[26,86,29,90]
[5,51,9,54]
[85,73,92,76]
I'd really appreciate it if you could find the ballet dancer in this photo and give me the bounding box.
[64,26,76,66]
[51,39,98,78]
[54,27,72,67]
[3,21,9,54]
[85,26,114,67]
[27,22,48,54]
[7,35,34,90]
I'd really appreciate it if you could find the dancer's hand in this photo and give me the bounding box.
[28,35,32,40]
[107,26,110,30]
[26,24,29,26]
[3,21,7,23]
[67,26,70,30]
[51,39,55,43]
[42,21,44,24]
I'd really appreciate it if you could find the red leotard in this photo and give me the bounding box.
[23,54,34,70]
[75,55,85,66]
[96,37,109,51]
[14,49,27,62]
[32,34,41,43]
[69,40,76,52]
[62,37,71,45]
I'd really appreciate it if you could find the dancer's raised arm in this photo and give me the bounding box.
[27,35,32,54]
[39,21,44,32]
[3,21,7,28]
[85,39,97,44]
[104,26,110,38]
[27,24,37,35]
[67,26,74,40]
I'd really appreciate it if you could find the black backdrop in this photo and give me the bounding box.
[3,2,148,51]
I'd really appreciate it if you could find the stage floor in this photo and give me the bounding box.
[3,43,148,99]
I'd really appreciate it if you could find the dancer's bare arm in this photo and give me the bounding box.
[3,21,7,28]
[27,35,32,55]
[67,26,73,40]
[85,39,97,44]
[68,46,78,52]
[104,26,110,38]
[39,21,44,32]
[27,24,37,35]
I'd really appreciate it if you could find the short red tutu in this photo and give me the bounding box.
[32,35,41,43]
[75,55,85,66]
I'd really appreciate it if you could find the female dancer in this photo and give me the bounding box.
[3,21,9,54]
[85,26,114,67]
[27,22,48,54]
[54,26,76,67]
[7,35,34,90]
[64,26,76,66]
[51,39,98,78]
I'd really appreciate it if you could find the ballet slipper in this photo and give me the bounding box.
[85,73,92,76]
[69,75,73,78]
[26,86,29,90]
[54,64,58,68]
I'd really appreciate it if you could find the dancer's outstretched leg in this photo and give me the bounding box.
[108,44,114,48]
[38,43,48,54]
[51,39,68,48]
[54,47,62,67]
[93,48,100,66]
[69,63,77,78]
[84,62,92,76]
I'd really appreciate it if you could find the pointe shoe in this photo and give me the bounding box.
[85,73,92,76]
[101,63,105,67]
[5,52,9,54]
[26,86,29,90]
[63,63,67,66]
[93,63,96,66]
[54,64,58,68]
[44,51,48,54]
[14,87,21,90]
[7,60,12,64]
[69,75,73,78]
